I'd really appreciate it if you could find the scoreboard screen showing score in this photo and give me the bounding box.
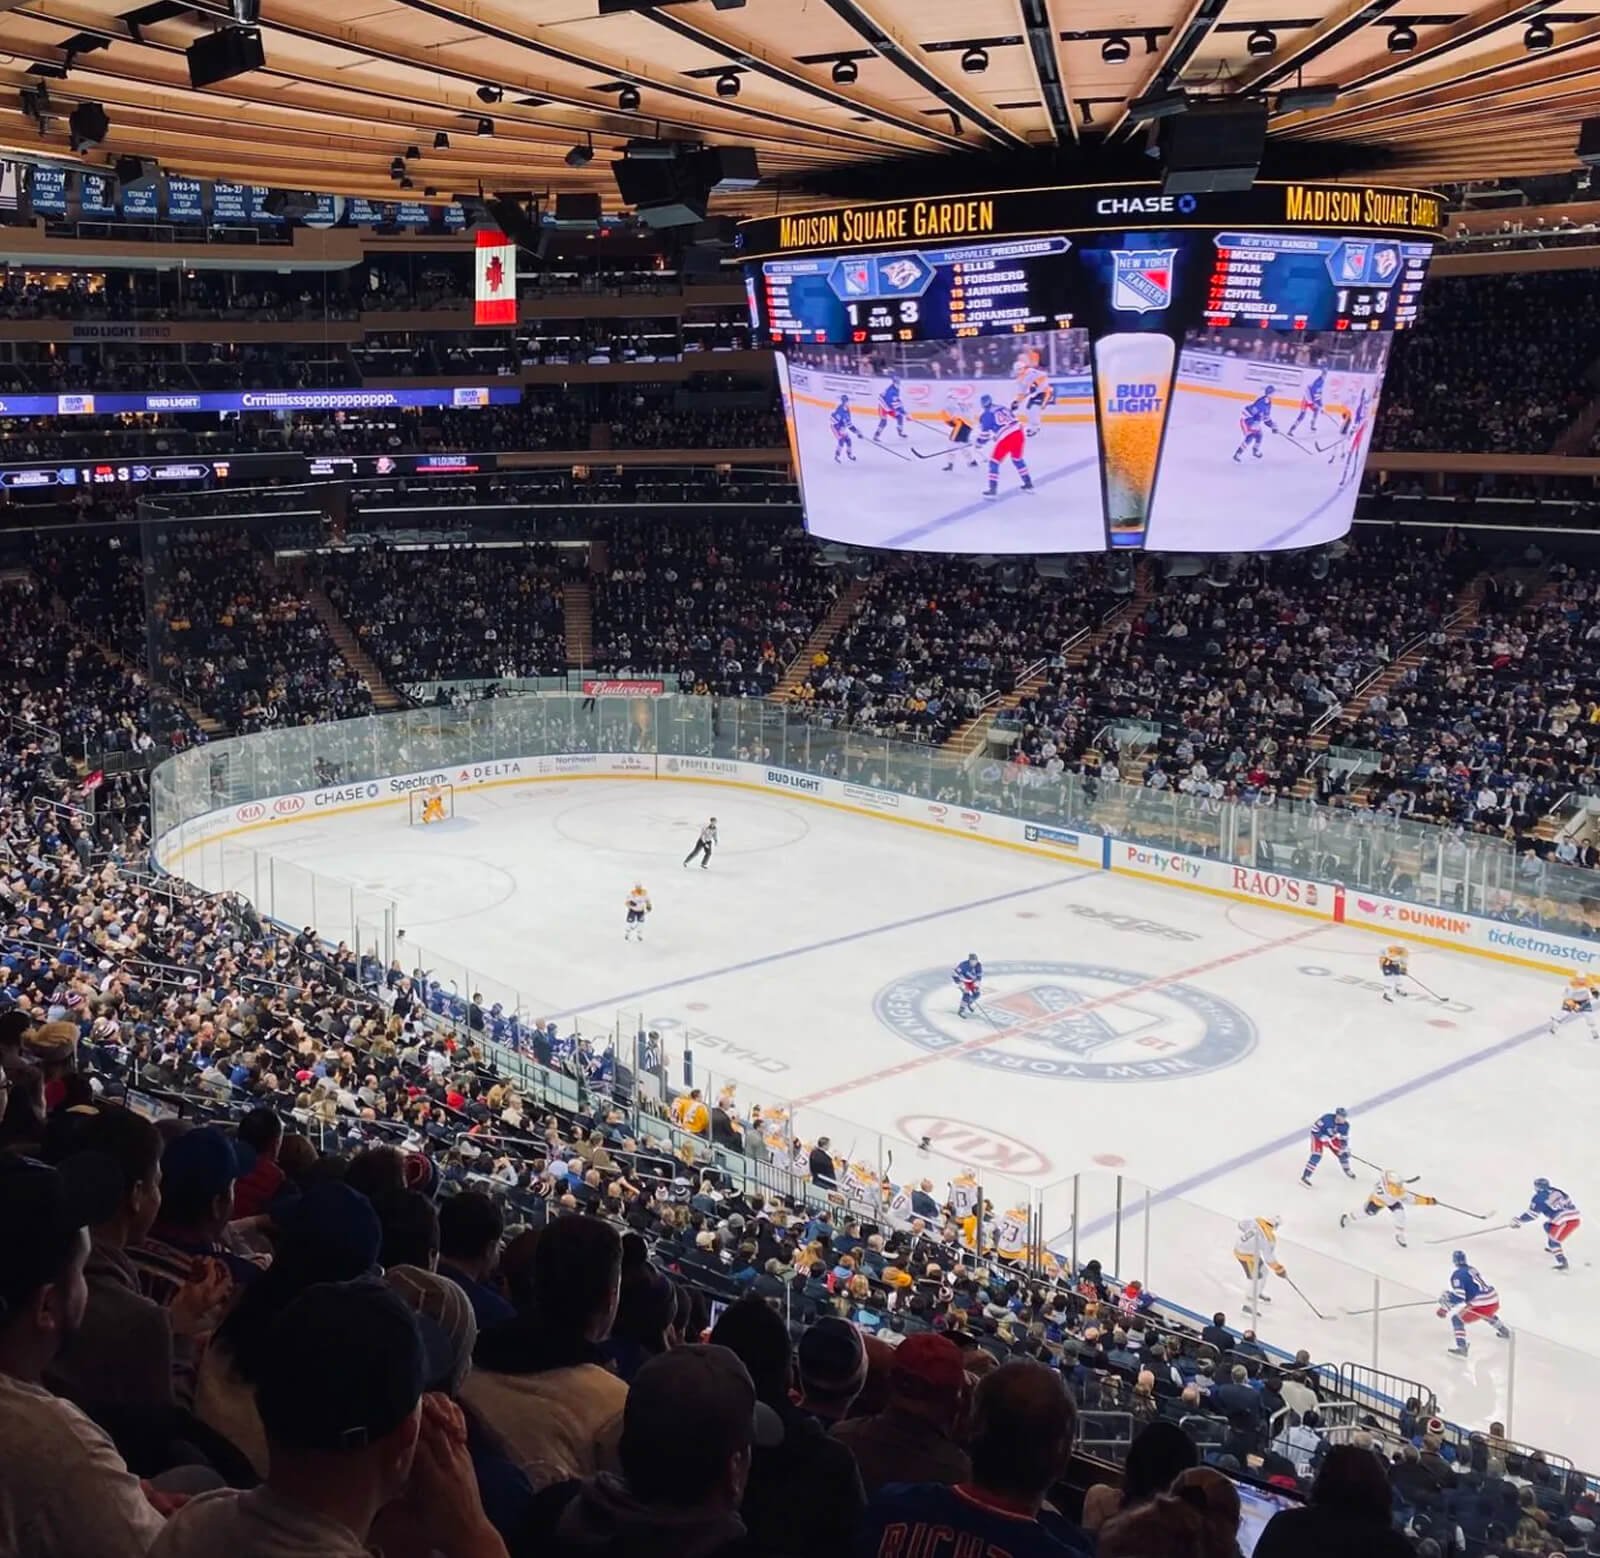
[742,180,1443,555]
[759,238,1075,345]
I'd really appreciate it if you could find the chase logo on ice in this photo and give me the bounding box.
[1109,249,1177,315]
[874,961,1255,1083]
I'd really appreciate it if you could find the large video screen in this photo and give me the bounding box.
[779,330,1102,553]
[1142,328,1392,552]
[744,181,1441,554]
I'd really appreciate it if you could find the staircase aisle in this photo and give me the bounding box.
[305,584,407,711]
[564,579,595,673]
[772,574,874,700]
[947,568,1156,760]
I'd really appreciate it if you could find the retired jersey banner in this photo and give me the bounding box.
[475,231,517,326]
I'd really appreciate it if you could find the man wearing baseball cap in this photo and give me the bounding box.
[546,1344,782,1557]
[832,1331,972,1495]
[0,1153,170,1557]
[151,1279,508,1558]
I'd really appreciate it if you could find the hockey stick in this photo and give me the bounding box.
[1277,428,1318,457]
[861,433,914,462]
[1426,1224,1502,1245]
[1342,1298,1440,1316]
[1349,1154,1420,1183]
[1430,1200,1494,1221]
[1407,974,1451,1003]
[1282,1273,1332,1321]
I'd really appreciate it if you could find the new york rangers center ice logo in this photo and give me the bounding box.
[1110,249,1177,315]
[874,961,1255,1083]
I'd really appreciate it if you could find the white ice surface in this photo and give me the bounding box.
[198,778,1600,1463]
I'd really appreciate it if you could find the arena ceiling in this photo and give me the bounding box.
[0,0,1590,208]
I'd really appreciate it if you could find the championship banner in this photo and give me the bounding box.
[475,231,518,326]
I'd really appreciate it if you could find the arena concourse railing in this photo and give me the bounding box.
[149,694,1600,1465]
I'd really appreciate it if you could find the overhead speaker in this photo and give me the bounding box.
[1158,100,1267,194]
[553,191,602,227]
[1579,117,1600,167]
[114,154,160,191]
[613,157,708,227]
[485,195,544,251]
[186,25,265,88]
[692,145,760,189]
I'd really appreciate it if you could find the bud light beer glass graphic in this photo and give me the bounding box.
[1095,333,1175,547]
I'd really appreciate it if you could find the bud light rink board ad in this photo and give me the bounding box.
[742,182,1440,554]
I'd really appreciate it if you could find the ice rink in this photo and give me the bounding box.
[200,777,1599,1462]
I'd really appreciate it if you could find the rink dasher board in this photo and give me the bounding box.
[152,754,1600,979]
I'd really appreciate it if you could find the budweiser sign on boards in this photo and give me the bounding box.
[581,679,666,698]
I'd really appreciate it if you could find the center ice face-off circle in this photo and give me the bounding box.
[874,960,1256,1082]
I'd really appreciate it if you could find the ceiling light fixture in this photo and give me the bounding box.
[566,138,595,167]
[1246,25,1275,55]
[1386,22,1417,52]
[476,116,494,135]
[433,130,450,150]
[1524,19,1553,49]
[716,69,740,97]
[476,84,502,103]
[1101,35,1131,62]
[831,56,858,84]
[618,83,641,110]
[960,44,989,73]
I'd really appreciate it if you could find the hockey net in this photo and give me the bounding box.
[408,784,455,825]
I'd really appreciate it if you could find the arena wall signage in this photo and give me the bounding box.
[154,749,1597,979]
[0,386,520,417]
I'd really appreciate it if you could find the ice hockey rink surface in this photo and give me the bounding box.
[205,778,1598,1462]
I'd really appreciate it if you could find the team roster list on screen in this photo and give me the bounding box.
[744,183,1439,553]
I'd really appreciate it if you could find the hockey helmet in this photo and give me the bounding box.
[1534,1176,1551,1190]
[1334,1107,1348,1119]
[1452,1249,1468,1265]
[980,393,994,408]
[1263,385,1276,395]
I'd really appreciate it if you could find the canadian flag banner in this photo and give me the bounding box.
[474,231,517,326]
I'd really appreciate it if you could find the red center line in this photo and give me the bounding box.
[792,920,1331,1109]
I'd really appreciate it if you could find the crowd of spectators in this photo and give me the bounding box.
[0,342,361,395]
[1331,561,1600,835]
[998,535,1475,805]
[794,559,1119,744]
[591,519,840,696]
[317,545,571,684]
[1373,273,1600,453]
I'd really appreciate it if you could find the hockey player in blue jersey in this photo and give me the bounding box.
[1289,367,1327,434]
[874,373,908,441]
[1510,1178,1581,1270]
[1438,1250,1511,1355]
[1232,387,1278,462]
[953,953,983,1018]
[977,395,1033,498]
[830,394,859,463]
[1302,1107,1356,1185]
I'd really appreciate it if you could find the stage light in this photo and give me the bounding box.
[1101,35,1131,62]
[1246,25,1275,56]
[619,84,641,110]
[1525,19,1553,49]
[831,57,858,84]
[960,45,989,74]
[1387,23,1417,52]
[716,70,740,97]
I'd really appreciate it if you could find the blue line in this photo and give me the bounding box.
[1069,1018,1552,1243]
[880,454,1100,548]
[551,864,1099,1021]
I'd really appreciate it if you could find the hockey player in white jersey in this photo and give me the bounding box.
[1340,1169,1437,1248]
[1233,1215,1287,1313]
[1549,971,1600,1039]
[623,883,652,942]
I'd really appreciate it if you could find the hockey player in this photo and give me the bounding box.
[1341,1169,1436,1247]
[1439,1250,1511,1355]
[671,1088,710,1136]
[947,1167,980,1220]
[1232,387,1277,462]
[624,882,652,942]
[1302,1107,1356,1185]
[940,397,979,473]
[1335,388,1370,488]
[419,789,447,824]
[1510,1178,1581,1270]
[995,1204,1030,1262]
[830,394,859,463]
[952,952,983,1018]
[1289,366,1327,435]
[1013,350,1053,436]
[1233,1214,1287,1312]
[683,817,718,870]
[1549,970,1600,1039]
[976,395,1034,499]
[874,373,908,441]
[1379,944,1420,1002]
